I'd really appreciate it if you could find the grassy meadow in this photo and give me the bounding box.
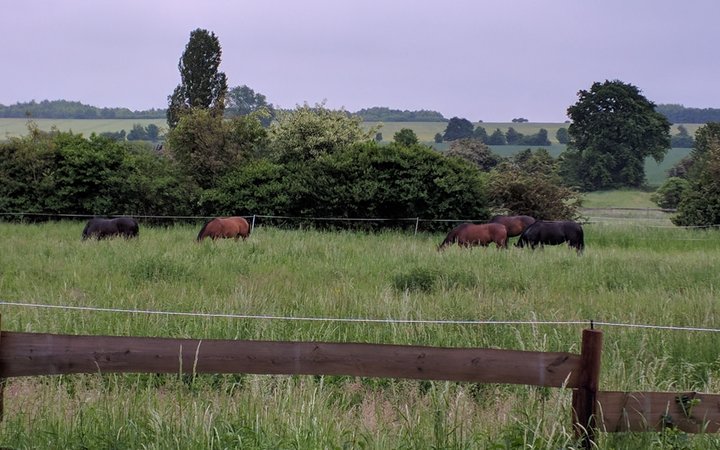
[1,218,720,448]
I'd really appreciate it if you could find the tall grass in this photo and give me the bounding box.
[1,220,720,448]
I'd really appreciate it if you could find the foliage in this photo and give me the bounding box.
[267,103,374,163]
[206,142,490,229]
[0,124,198,216]
[561,79,671,191]
[127,123,162,141]
[673,124,720,226]
[512,117,529,123]
[0,99,166,119]
[446,138,502,171]
[225,85,275,126]
[556,127,569,144]
[487,128,507,145]
[165,108,267,189]
[393,128,419,146]
[442,117,474,141]
[353,106,446,122]
[651,177,689,209]
[656,103,720,123]
[201,159,290,216]
[668,156,695,178]
[473,126,489,143]
[167,28,228,128]
[671,125,695,148]
[488,148,582,219]
[434,132,443,143]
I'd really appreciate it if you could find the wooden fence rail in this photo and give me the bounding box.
[0,322,717,447]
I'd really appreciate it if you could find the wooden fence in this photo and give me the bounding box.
[0,320,718,447]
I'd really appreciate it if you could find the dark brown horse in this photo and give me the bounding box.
[490,215,536,238]
[516,220,584,254]
[82,217,139,240]
[437,223,508,251]
[197,216,251,241]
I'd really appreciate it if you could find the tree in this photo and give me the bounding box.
[489,149,582,219]
[560,80,671,190]
[433,133,443,144]
[165,109,267,189]
[651,177,689,209]
[267,103,374,163]
[393,128,419,146]
[167,29,228,128]
[556,127,569,144]
[473,126,489,143]
[446,139,501,171]
[673,123,720,226]
[671,125,694,148]
[226,85,275,126]
[505,127,523,145]
[487,128,507,145]
[442,117,474,141]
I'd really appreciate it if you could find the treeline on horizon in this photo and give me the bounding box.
[4,100,720,124]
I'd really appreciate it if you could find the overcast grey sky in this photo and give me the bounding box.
[3,0,719,122]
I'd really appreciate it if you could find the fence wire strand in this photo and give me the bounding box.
[2,300,719,334]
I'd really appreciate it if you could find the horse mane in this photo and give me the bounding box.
[196,219,213,241]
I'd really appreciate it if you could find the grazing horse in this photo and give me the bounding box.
[490,215,536,238]
[516,220,584,254]
[82,217,139,240]
[437,223,508,251]
[197,216,251,241]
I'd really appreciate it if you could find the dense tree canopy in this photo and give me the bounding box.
[442,117,474,141]
[165,109,267,189]
[167,29,228,128]
[393,128,419,146]
[489,149,581,219]
[267,103,374,163]
[673,123,720,226]
[446,139,501,171]
[560,80,671,191]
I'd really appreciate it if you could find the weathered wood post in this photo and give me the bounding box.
[251,215,256,234]
[414,217,420,235]
[572,327,603,449]
[0,313,4,421]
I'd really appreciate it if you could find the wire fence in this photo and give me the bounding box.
[2,300,720,334]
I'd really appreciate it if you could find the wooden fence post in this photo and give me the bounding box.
[251,215,256,234]
[0,313,4,421]
[572,327,603,449]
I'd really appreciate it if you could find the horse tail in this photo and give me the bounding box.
[576,226,585,254]
[197,219,213,241]
[81,220,92,240]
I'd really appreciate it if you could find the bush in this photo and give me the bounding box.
[651,177,689,209]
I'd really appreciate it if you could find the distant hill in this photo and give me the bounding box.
[656,104,720,123]
[0,100,166,119]
[352,107,447,122]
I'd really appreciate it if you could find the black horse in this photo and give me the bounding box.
[516,220,584,254]
[82,217,139,240]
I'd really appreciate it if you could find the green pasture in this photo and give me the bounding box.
[1,220,720,448]
[0,118,168,138]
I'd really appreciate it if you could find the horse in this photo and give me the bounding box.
[197,216,251,241]
[515,220,584,254]
[437,223,508,251]
[490,214,536,238]
[82,217,139,240]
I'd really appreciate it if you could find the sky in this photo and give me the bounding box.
[3,0,719,122]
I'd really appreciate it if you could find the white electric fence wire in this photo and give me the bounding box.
[1,300,719,333]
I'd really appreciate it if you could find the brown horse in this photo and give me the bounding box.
[197,216,251,241]
[437,223,508,251]
[490,215,536,238]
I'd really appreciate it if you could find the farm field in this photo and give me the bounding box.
[1,220,720,448]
